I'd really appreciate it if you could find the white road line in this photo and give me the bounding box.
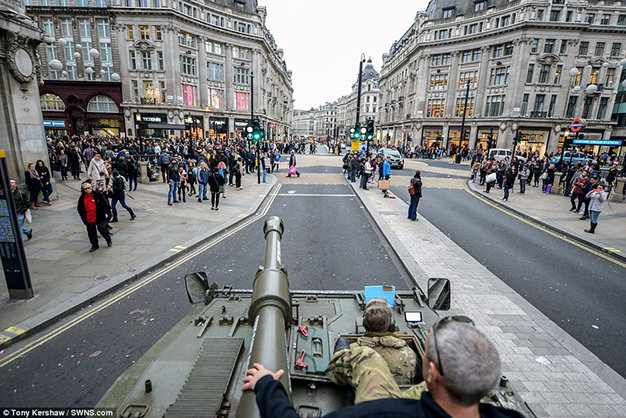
[276,194,354,197]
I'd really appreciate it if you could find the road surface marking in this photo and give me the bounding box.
[0,184,282,367]
[467,190,626,268]
[276,193,353,197]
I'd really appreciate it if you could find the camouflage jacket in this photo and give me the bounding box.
[354,333,417,385]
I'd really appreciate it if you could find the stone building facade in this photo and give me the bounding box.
[378,0,626,156]
[26,0,293,141]
[0,0,49,179]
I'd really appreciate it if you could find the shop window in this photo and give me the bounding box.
[208,88,223,109]
[234,91,249,111]
[87,95,118,113]
[40,94,66,111]
[181,84,197,106]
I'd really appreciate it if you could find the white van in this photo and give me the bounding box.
[489,148,512,161]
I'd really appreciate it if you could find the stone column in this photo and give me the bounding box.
[552,172,563,194]
[138,160,149,183]
[224,43,233,111]
[611,178,625,202]
[198,36,208,107]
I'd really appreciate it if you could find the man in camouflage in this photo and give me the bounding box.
[327,297,420,401]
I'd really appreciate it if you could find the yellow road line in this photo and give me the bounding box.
[466,189,626,268]
[0,184,281,368]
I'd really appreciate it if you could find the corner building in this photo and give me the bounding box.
[379,0,626,156]
[112,0,293,141]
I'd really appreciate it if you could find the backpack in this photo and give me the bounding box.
[161,154,171,165]
[408,183,415,195]
[119,176,128,192]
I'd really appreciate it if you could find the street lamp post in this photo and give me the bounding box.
[457,80,471,163]
[244,62,260,185]
[355,53,365,151]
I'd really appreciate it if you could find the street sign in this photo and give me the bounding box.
[570,118,585,132]
[269,123,276,128]
[0,151,33,299]
[401,127,409,133]
[572,139,622,146]
[351,140,360,151]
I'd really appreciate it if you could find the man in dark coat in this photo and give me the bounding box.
[77,181,112,252]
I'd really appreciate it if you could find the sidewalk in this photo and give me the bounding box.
[467,178,626,258]
[348,181,626,417]
[0,173,275,347]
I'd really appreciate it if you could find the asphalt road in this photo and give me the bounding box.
[0,180,410,407]
[390,159,626,378]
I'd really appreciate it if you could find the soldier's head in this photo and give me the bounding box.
[363,298,392,333]
[423,316,500,407]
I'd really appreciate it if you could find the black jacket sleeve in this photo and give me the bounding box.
[254,375,299,418]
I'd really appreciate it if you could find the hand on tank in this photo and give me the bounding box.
[241,363,284,391]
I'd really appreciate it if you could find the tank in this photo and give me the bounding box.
[97,216,535,417]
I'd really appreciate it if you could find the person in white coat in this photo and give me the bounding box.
[87,154,107,186]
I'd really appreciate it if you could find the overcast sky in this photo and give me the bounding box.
[260,0,430,110]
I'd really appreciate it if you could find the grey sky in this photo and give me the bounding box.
[260,0,430,110]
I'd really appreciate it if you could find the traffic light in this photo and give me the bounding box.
[248,119,264,141]
[350,124,361,140]
[366,119,375,141]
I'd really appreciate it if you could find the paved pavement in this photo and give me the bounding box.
[348,175,626,417]
[0,172,275,347]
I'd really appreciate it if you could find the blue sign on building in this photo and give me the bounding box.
[43,120,66,128]
[572,139,622,146]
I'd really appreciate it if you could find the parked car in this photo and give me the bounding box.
[378,148,404,169]
[549,152,595,165]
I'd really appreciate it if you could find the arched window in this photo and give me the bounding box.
[40,94,65,111]
[87,95,118,113]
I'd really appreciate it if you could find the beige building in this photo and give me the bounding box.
[379,0,626,156]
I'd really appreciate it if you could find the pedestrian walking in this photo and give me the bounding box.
[10,179,32,240]
[35,160,53,205]
[360,157,373,190]
[197,161,209,202]
[233,158,243,190]
[177,165,187,203]
[187,161,197,196]
[519,165,529,194]
[158,151,172,183]
[584,182,607,234]
[218,161,228,198]
[107,170,136,222]
[58,149,68,181]
[570,170,589,213]
[76,181,112,252]
[503,166,515,201]
[407,170,422,221]
[87,153,107,184]
[127,155,139,191]
[261,153,270,183]
[208,167,224,210]
[24,163,41,210]
[167,160,180,205]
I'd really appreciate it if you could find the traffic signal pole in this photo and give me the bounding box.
[250,70,260,184]
[457,80,471,163]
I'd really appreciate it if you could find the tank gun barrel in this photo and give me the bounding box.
[237,216,292,418]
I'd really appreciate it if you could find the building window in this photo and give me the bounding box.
[560,40,568,54]
[554,65,562,84]
[207,62,224,81]
[96,18,110,38]
[40,94,65,111]
[461,51,472,63]
[472,49,481,61]
[78,18,91,38]
[459,70,478,87]
[585,13,595,24]
[157,51,164,70]
[208,88,223,109]
[181,84,197,106]
[77,0,87,6]
[550,10,560,22]
[521,94,529,116]
[538,64,550,84]
[566,11,573,22]
[611,43,622,57]
[180,55,196,75]
[454,97,475,117]
[489,66,510,86]
[234,67,249,84]
[548,95,557,117]
[442,7,454,19]
[566,96,577,118]
[582,97,594,119]
[232,46,250,60]
[140,25,150,40]
[96,0,106,6]
[578,41,589,55]
[600,14,610,25]
[485,95,505,116]
[429,73,448,91]
[427,99,445,117]
[234,92,249,111]
[474,1,486,12]
[596,97,608,120]
[431,55,441,66]
[605,68,616,87]
[619,15,626,25]
[589,67,599,84]
[537,9,544,20]
[531,39,539,53]
[532,94,545,115]
[441,54,451,65]
[157,81,166,103]
[87,95,118,113]
[155,26,162,41]
[501,15,511,26]
[572,67,583,86]
[127,25,135,40]
[544,39,555,54]
[99,42,112,63]
[141,51,152,70]
[526,63,535,83]
[594,42,605,56]
[129,51,137,70]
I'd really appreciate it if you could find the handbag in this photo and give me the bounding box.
[378,179,391,190]
[408,183,415,195]
[25,209,32,224]
[486,173,497,183]
[219,185,224,193]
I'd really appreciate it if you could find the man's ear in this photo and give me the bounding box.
[426,360,441,385]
